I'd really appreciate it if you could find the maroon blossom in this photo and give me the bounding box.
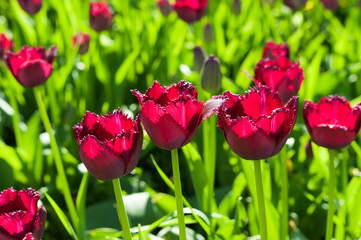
[0,34,14,60]
[217,86,298,160]
[283,0,307,10]
[262,41,290,60]
[303,96,361,149]
[132,80,224,150]
[254,55,304,103]
[5,46,57,88]
[89,2,113,32]
[17,0,42,15]
[173,0,207,23]
[72,33,90,55]
[73,109,143,181]
[321,0,338,10]
[157,0,173,17]
[0,188,46,240]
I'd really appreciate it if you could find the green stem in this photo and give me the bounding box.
[33,87,79,231]
[7,89,22,147]
[171,149,187,240]
[112,178,132,240]
[326,150,336,240]
[281,148,289,240]
[254,160,268,240]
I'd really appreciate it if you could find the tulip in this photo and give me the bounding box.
[89,1,113,32]
[283,0,307,10]
[201,55,222,93]
[72,33,90,55]
[73,109,143,181]
[232,0,241,15]
[262,41,290,60]
[0,33,13,60]
[4,46,57,88]
[193,45,207,72]
[17,0,42,15]
[0,188,46,240]
[173,0,207,23]
[254,55,304,103]
[203,22,213,43]
[217,86,298,160]
[132,80,224,150]
[321,0,338,10]
[157,0,173,17]
[303,95,361,149]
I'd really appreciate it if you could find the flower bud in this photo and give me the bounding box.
[203,22,213,43]
[193,46,207,72]
[283,0,307,10]
[90,1,113,32]
[72,33,90,55]
[157,0,173,17]
[201,55,222,93]
[232,0,241,15]
[321,0,338,10]
[0,33,13,60]
[17,0,42,15]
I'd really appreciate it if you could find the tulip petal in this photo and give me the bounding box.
[16,60,52,88]
[100,110,135,136]
[17,189,39,215]
[311,125,356,149]
[0,211,35,240]
[201,95,226,122]
[31,206,46,240]
[0,188,17,211]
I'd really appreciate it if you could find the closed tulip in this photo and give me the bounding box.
[283,0,307,10]
[173,0,207,23]
[17,0,42,15]
[321,0,338,10]
[90,2,113,32]
[157,0,173,17]
[72,33,90,55]
[0,33,13,60]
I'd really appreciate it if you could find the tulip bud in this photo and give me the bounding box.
[283,0,307,10]
[321,0,338,10]
[0,33,13,60]
[72,33,90,55]
[232,0,241,15]
[203,22,213,43]
[17,0,42,15]
[201,55,222,93]
[157,0,173,17]
[90,2,113,32]
[193,46,207,72]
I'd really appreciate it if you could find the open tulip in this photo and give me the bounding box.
[254,55,304,103]
[173,0,207,23]
[73,109,143,181]
[72,33,90,55]
[0,188,46,240]
[217,86,298,160]
[303,96,361,149]
[262,41,290,60]
[5,46,57,88]
[90,1,113,32]
[17,0,42,15]
[0,34,13,60]
[132,80,223,150]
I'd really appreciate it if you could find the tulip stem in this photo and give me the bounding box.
[326,150,336,240]
[112,178,132,240]
[281,148,289,240]
[254,160,268,240]
[33,87,79,231]
[171,149,187,240]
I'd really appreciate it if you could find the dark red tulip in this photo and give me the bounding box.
[0,188,46,240]
[217,86,298,160]
[303,96,361,149]
[321,0,338,10]
[254,55,304,103]
[173,0,207,23]
[72,33,90,55]
[262,41,290,60]
[5,46,57,88]
[283,0,307,10]
[132,80,224,150]
[0,33,14,60]
[157,0,173,17]
[73,109,143,181]
[17,0,42,15]
[89,2,113,32]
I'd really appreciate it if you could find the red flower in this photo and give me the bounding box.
[73,109,143,181]
[17,0,42,15]
[5,46,57,88]
[321,0,338,10]
[262,41,290,60]
[217,86,298,160]
[0,188,46,240]
[157,0,173,17]
[72,33,90,55]
[132,80,224,150]
[0,34,14,60]
[173,0,207,23]
[303,96,361,149]
[254,55,304,103]
[89,2,113,32]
